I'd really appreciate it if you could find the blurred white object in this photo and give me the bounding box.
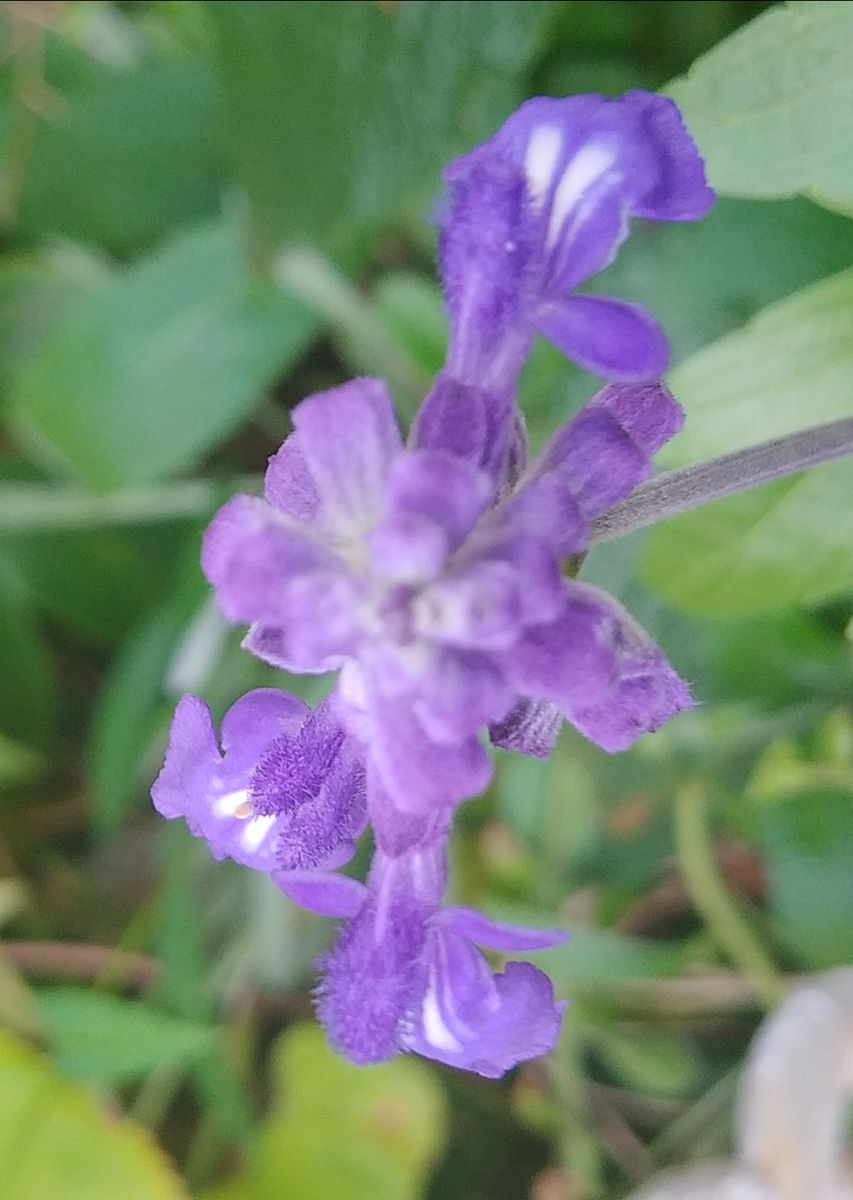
[627,970,853,1200]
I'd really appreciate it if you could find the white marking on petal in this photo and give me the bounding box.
[547,143,615,247]
[421,989,464,1053]
[212,788,250,819]
[240,814,277,852]
[524,125,562,209]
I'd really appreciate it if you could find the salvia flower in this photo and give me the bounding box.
[152,89,713,1079]
[279,835,567,1076]
[202,375,692,819]
[437,91,713,392]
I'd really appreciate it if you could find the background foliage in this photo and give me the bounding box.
[0,3,851,1198]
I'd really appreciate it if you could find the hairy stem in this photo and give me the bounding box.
[591,417,853,544]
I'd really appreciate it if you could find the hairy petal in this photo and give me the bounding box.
[589,380,684,456]
[152,691,311,871]
[368,691,493,812]
[489,696,563,759]
[539,405,649,519]
[292,377,403,539]
[264,433,322,526]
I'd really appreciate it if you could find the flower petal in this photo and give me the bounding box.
[292,377,403,539]
[489,697,563,759]
[505,582,693,752]
[590,380,684,456]
[242,621,348,675]
[264,433,322,525]
[368,690,493,812]
[537,294,670,382]
[274,870,367,918]
[413,650,515,745]
[383,450,490,551]
[316,845,444,1064]
[412,372,516,489]
[249,701,367,870]
[439,906,568,951]
[539,403,649,518]
[497,471,588,557]
[202,495,334,625]
[405,929,565,1077]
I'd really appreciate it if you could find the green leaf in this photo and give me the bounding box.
[641,270,853,617]
[0,594,56,749]
[12,222,318,489]
[37,988,215,1084]
[0,256,97,400]
[205,1023,447,1200]
[659,268,853,467]
[0,523,189,647]
[595,198,853,368]
[88,533,209,838]
[642,458,853,618]
[750,786,853,969]
[591,1026,702,1098]
[207,0,551,257]
[0,955,40,1040]
[0,1029,190,1199]
[667,1,853,212]
[373,271,448,378]
[17,61,220,251]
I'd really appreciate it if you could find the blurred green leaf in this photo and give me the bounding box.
[88,530,208,838]
[207,0,551,257]
[0,593,56,749]
[659,268,853,467]
[592,1026,702,1098]
[0,256,96,399]
[17,61,220,250]
[206,1022,447,1200]
[642,269,853,616]
[642,458,853,617]
[0,1029,189,1199]
[597,198,853,367]
[373,271,447,378]
[0,522,189,647]
[0,955,40,1040]
[37,987,215,1084]
[12,222,317,489]
[750,786,853,969]
[668,1,853,211]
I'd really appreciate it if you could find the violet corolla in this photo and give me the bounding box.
[152,89,712,1078]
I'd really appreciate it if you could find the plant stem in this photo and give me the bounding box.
[277,247,431,410]
[673,782,785,1009]
[3,417,851,536]
[550,1013,605,1199]
[591,416,853,544]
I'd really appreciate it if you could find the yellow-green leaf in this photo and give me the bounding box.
[0,1029,189,1200]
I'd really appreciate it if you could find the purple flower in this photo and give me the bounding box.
[202,376,692,809]
[150,90,713,1080]
[278,836,567,1077]
[437,91,713,391]
[151,688,367,875]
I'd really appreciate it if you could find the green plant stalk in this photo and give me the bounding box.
[673,782,785,1009]
[551,1013,605,1200]
[277,246,432,410]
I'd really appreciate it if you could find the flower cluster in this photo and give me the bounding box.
[153,91,713,1076]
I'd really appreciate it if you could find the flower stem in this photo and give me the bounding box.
[673,782,785,1010]
[591,416,853,544]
